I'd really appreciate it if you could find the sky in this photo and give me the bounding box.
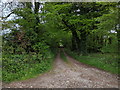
[1,0,13,2]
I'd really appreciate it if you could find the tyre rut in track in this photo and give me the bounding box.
[3,53,118,88]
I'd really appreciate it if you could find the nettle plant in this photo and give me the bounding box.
[32,42,50,60]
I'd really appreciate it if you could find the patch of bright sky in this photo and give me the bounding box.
[1,0,14,3]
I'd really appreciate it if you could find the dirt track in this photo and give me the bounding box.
[3,53,118,88]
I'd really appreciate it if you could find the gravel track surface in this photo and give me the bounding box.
[3,53,118,88]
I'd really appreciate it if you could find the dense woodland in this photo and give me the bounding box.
[1,2,120,82]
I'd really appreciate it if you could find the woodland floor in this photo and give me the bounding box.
[3,53,119,88]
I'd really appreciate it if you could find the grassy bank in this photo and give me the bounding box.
[60,49,68,62]
[65,49,119,74]
[2,51,56,83]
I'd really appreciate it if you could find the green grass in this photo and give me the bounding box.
[2,51,56,83]
[0,59,1,79]
[0,68,1,82]
[65,49,119,74]
[60,51,68,62]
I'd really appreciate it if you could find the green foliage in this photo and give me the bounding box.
[100,41,118,53]
[2,51,55,82]
[95,6,118,32]
[0,56,1,82]
[65,49,118,74]
[2,2,119,83]
[32,42,50,59]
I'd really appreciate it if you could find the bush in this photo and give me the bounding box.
[100,39,118,53]
[2,51,55,83]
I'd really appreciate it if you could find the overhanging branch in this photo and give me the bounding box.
[2,11,14,20]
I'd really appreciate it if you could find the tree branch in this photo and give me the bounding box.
[2,11,14,20]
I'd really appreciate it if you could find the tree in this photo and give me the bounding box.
[95,2,119,53]
[43,2,113,55]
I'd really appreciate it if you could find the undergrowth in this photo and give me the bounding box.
[65,49,119,74]
[2,50,57,83]
[60,49,68,62]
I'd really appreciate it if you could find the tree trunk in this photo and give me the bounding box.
[61,19,81,52]
[117,30,120,53]
[80,30,87,55]
[117,2,120,55]
[71,30,77,51]
[35,2,40,24]
[34,2,40,34]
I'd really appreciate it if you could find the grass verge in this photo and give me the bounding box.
[65,49,119,74]
[60,50,68,62]
[2,51,56,83]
